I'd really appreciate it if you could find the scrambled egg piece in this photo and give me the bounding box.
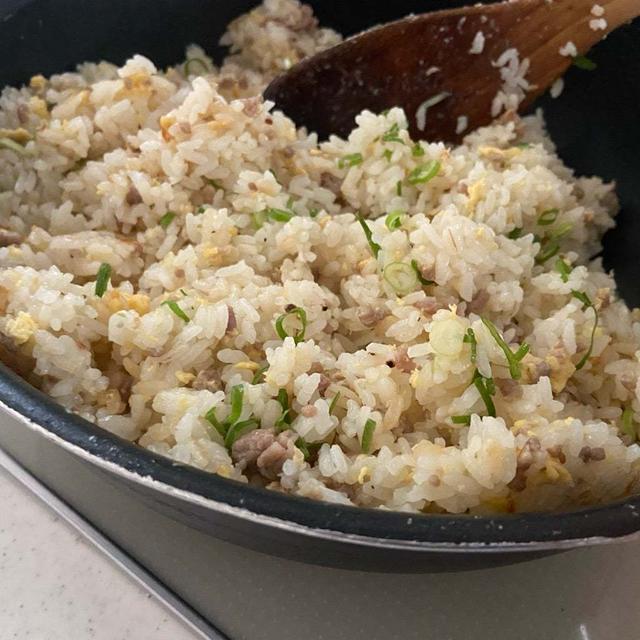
[466,179,485,215]
[477,145,522,161]
[29,96,48,119]
[175,370,196,384]
[29,74,46,91]
[5,312,38,344]
[103,290,150,315]
[0,127,31,143]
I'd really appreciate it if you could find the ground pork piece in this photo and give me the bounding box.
[241,96,261,117]
[0,229,23,247]
[413,297,441,314]
[16,103,29,124]
[226,305,237,332]
[192,368,221,392]
[358,307,388,327]
[231,428,297,480]
[317,373,330,396]
[392,344,416,373]
[232,428,276,469]
[257,430,298,480]
[467,289,490,314]
[546,444,566,464]
[579,446,606,463]
[508,437,541,492]
[125,186,143,205]
[495,377,522,398]
[320,172,342,193]
[109,370,132,406]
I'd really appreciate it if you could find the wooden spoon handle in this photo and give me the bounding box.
[264,0,640,143]
[517,0,640,111]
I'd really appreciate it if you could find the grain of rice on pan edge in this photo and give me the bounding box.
[0,0,638,515]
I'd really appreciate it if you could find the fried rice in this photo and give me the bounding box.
[1,0,639,514]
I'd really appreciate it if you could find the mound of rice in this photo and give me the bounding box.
[1,0,640,514]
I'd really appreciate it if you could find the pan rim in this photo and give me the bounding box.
[2,364,640,552]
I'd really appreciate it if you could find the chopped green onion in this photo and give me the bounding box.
[275,388,292,431]
[383,149,393,161]
[204,178,223,189]
[94,263,112,298]
[396,181,403,196]
[205,384,250,443]
[383,262,418,296]
[184,57,209,76]
[411,142,425,157]
[537,208,559,226]
[224,418,258,448]
[309,207,320,218]
[382,122,404,144]
[516,142,532,149]
[329,392,341,415]
[554,222,573,239]
[338,153,363,169]
[622,407,636,442]
[573,55,597,71]
[451,415,471,425]
[361,418,376,453]
[535,221,573,264]
[507,227,524,240]
[535,238,560,265]
[571,290,592,308]
[196,205,206,214]
[481,317,529,379]
[296,437,311,461]
[411,259,435,286]
[0,138,27,154]
[473,369,496,417]
[356,213,381,258]
[158,211,176,229]
[162,300,190,322]
[251,364,268,385]
[555,258,572,283]
[275,306,307,344]
[267,169,280,184]
[385,211,405,230]
[571,290,598,370]
[226,384,245,426]
[463,328,477,363]
[204,406,226,438]
[407,160,441,185]
[265,207,294,223]
[252,211,267,229]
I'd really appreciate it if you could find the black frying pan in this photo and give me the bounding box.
[0,0,639,573]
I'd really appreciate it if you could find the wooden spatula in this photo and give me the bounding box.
[264,0,640,143]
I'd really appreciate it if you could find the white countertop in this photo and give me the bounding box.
[0,467,200,640]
